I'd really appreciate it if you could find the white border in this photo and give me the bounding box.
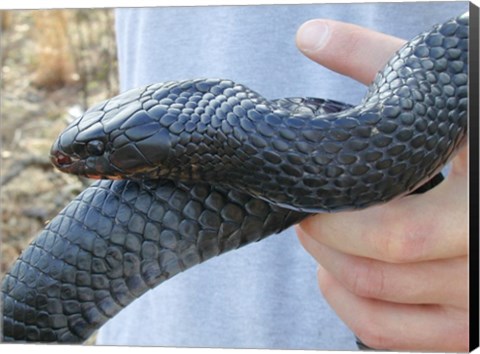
[0,0,470,10]
[1,1,477,354]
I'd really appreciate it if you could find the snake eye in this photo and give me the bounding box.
[86,140,105,156]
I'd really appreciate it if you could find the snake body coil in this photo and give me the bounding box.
[2,13,468,342]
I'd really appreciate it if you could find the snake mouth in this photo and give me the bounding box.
[50,143,126,180]
[50,150,83,173]
[50,152,123,180]
[49,142,93,176]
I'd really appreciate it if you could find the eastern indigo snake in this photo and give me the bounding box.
[2,13,468,343]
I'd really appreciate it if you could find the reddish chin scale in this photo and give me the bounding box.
[86,174,102,180]
[85,174,123,180]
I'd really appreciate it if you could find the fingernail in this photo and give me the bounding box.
[297,20,330,53]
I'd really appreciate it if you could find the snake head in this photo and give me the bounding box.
[50,85,175,179]
[51,79,259,181]
[49,112,123,179]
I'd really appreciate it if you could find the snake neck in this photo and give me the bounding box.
[158,13,468,212]
[53,13,468,213]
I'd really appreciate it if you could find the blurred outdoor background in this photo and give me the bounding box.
[0,9,119,291]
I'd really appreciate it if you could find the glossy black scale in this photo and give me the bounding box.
[2,12,468,342]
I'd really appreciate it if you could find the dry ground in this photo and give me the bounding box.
[0,9,118,292]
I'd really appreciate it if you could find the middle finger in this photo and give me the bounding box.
[297,227,468,307]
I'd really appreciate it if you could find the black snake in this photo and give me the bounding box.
[2,13,468,343]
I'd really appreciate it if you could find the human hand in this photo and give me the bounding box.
[295,20,469,351]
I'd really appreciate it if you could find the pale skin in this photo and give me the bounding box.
[295,20,469,351]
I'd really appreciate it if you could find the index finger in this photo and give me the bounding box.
[297,163,468,263]
[296,19,405,85]
[294,20,468,262]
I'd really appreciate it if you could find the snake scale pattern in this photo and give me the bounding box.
[2,13,468,342]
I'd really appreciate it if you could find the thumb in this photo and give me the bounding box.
[296,19,405,85]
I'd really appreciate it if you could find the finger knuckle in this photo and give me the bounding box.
[342,258,386,298]
[374,209,430,263]
[385,227,428,263]
[337,31,364,67]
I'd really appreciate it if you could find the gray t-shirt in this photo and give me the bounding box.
[96,2,468,349]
